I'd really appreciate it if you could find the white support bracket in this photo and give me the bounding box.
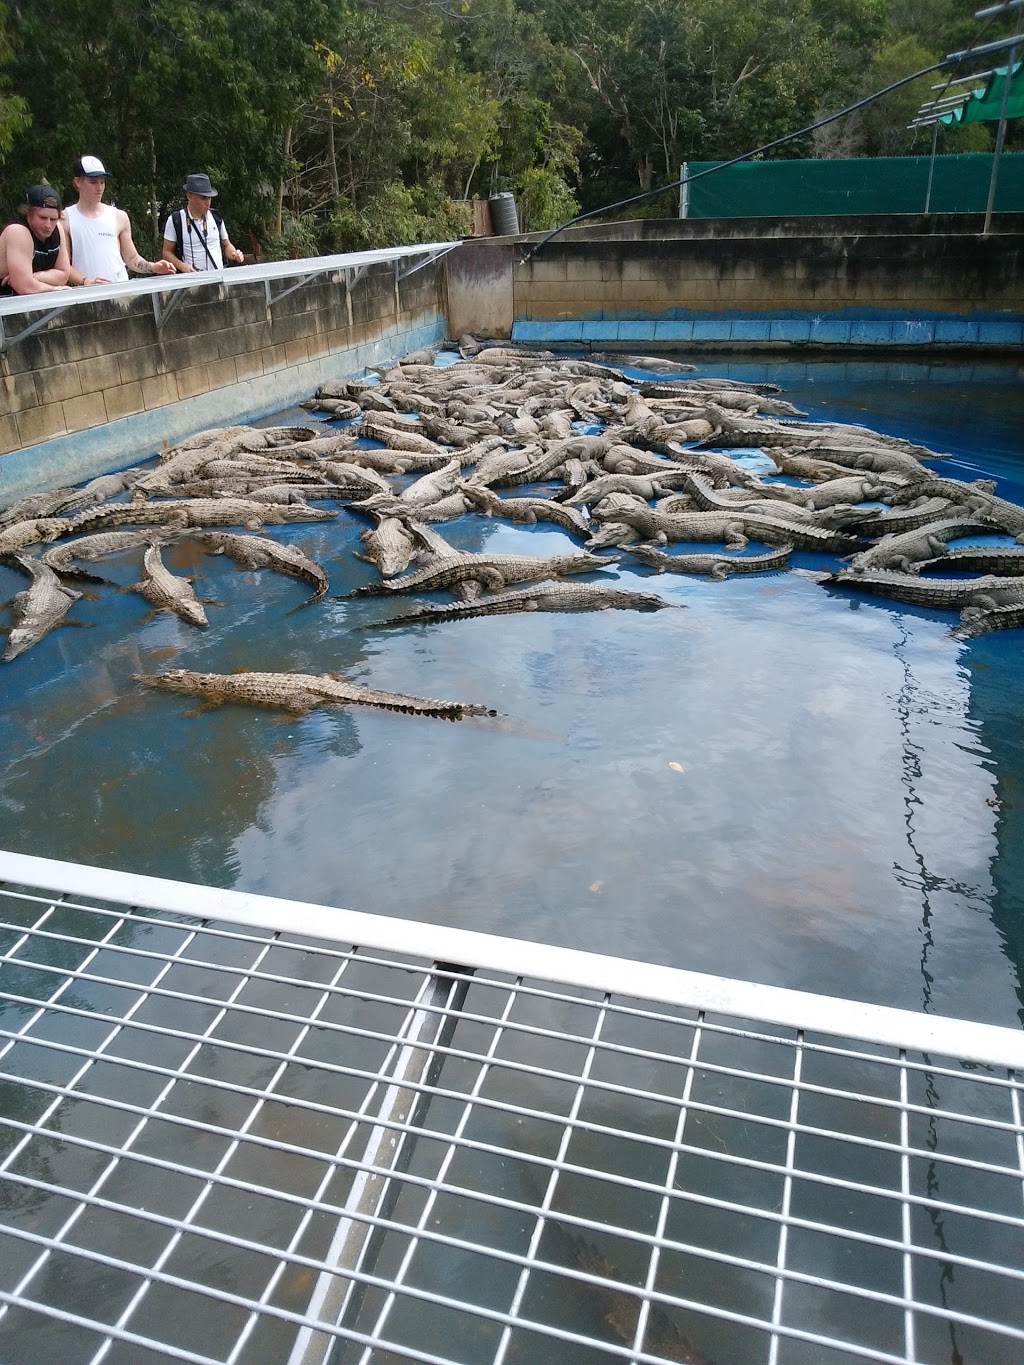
[152,290,187,330]
[265,268,335,308]
[397,245,459,281]
[0,305,69,355]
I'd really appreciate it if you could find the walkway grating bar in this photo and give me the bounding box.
[1,849,1022,1364]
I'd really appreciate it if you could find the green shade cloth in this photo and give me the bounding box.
[683,152,1024,216]
[941,60,1023,124]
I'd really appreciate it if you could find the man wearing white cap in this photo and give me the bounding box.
[61,155,175,286]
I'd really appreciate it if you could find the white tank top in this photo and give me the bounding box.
[64,202,129,282]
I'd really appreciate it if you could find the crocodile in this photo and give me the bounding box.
[356,514,419,577]
[667,472,830,526]
[953,601,1024,639]
[830,496,962,539]
[189,532,329,604]
[164,425,250,453]
[302,395,363,419]
[129,544,211,627]
[1,486,80,527]
[692,410,793,448]
[375,581,678,625]
[42,528,179,579]
[1,468,144,525]
[0,517,76,556]
[565,471,693,506]
[847,518,999,571]
[883,477,998,510]
[758,474,901,510]
[185,456,312,481]
[1,556,89,661]
[460,485,593,540]
[769,452,866,483]
[322,462,394,496]
[245,483,344,505]
[291,433,362,461]
[774,420,951,462]
[392,456,465,509]
[593,504,862,553]
[489,443,593,488]
[68,498,337,533]
[464,444,543,487]
[133,668,497,720]
[600,447,699,478]
[622,544,794,578]
[135,445,231,491]
[825,568,1024,610]
[639,376,780,396]
[349,550,608,597]
[406,491,473,522]
[783,442,930,479]
[360,416,447,455]
[959,489,1024,538]
[914,545,1024,576]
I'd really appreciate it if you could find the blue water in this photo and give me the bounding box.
[2,356,1023,1029]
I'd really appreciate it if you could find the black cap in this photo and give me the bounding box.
[25,184,62,210]
[183,172,218,197]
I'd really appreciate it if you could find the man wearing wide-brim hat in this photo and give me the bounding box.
[161,173,245,273]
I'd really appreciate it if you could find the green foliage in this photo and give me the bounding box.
[0,5,29,163]
[517,165,579,231]
[265,211,320,261]
[0,0,1013,248]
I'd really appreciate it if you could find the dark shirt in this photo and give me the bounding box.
[0,223,62,297]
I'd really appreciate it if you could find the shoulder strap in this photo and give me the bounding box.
[174,209,185,262]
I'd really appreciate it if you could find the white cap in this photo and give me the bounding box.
[74,155,109,178]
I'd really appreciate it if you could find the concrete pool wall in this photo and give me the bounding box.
[2,217,1023,505]
[500,213,1024,348]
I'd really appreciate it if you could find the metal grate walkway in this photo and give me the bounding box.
[1,849,1022,1365]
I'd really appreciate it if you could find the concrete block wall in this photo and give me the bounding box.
[510,231,1024,348]
[0,260,447,503]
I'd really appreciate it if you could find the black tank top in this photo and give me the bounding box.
[0,223,61,296]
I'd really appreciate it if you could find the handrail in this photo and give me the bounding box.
[0,240,462,320]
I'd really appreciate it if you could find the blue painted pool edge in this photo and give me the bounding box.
[513,311,1024,348]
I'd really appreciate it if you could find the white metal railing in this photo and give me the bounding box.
[1,848,1022,1365]
[0,241,461,351]
[0,242,461,318]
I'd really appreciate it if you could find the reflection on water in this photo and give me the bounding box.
[1,362,1023,1030]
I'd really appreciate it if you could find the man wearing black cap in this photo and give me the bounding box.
[0,185,71,296]
[62,155,175,286]
[161,173,245,273]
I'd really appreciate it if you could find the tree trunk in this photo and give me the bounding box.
[148,130,159,248]
[327,95,340,199]
[275,125,293,236]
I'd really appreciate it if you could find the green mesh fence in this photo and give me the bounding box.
[682,153,1024,217]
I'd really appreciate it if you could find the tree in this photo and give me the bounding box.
[0,5,29,164]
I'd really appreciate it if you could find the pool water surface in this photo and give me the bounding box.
[1,354,1023,1030]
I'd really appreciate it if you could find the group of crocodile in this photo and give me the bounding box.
[2,341,1022,714]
